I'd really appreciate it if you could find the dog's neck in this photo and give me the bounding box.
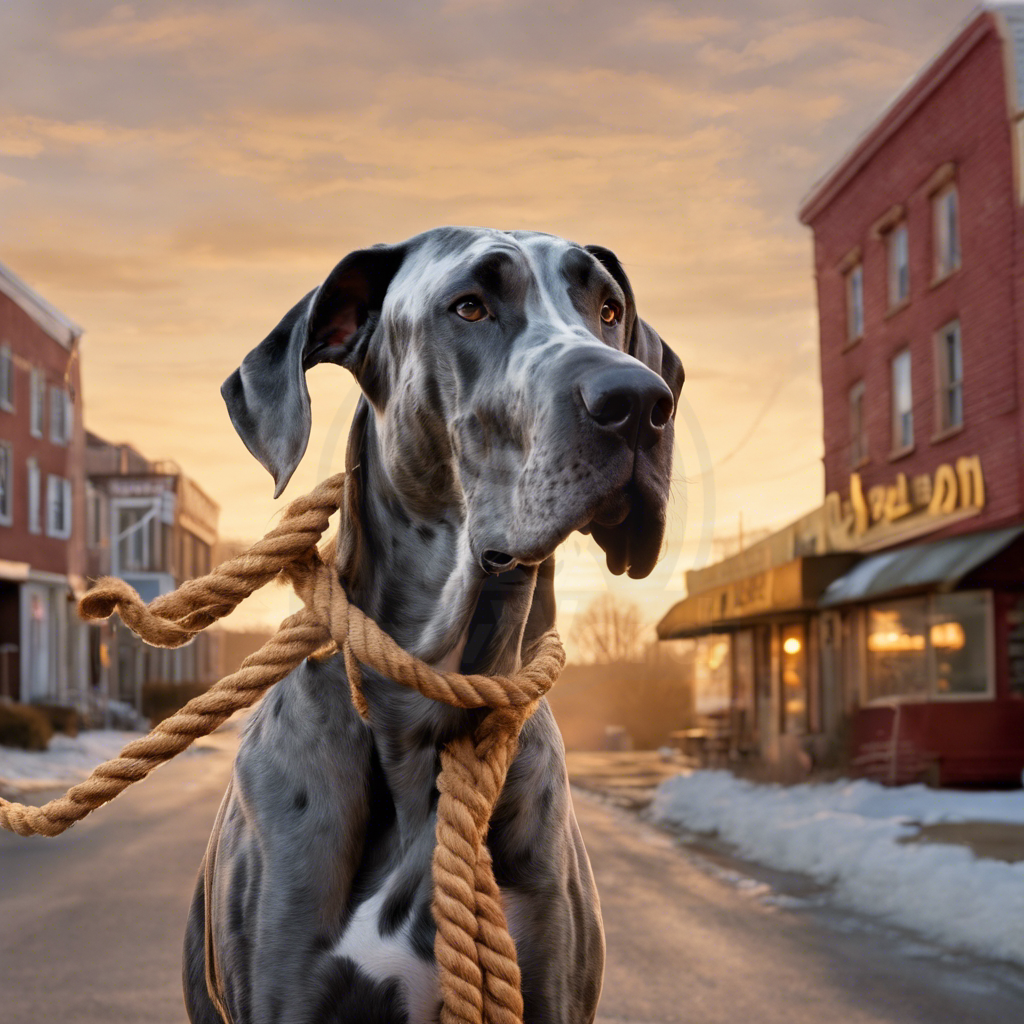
[335,407,547,806]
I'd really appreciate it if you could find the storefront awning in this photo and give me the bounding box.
[657,554,859,640]
[819,526,1024,607]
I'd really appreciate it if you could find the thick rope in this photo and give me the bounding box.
[0,471,564,1024]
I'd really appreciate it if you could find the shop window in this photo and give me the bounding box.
[935,320,963,432]
[887,223,909,308]
[845,264,864,342]
[781,624,807,734]
[867,598,929,701]
[891,348,913,452]
[931,592,988,696]
[933,183,960,279]
[865,592,991,702]
[849,380,867,465]
[0,443,11,525]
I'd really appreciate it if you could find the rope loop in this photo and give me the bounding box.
[0,470,564,1024]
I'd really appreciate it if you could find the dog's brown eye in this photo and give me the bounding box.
[454,298,487,322]
[601,301,622,326]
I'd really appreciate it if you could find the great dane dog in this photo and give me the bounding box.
[183,227,684,1024]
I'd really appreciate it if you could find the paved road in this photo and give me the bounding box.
[3,732,1024,1023]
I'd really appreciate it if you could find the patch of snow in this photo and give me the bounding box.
[651,771,1024,966]
[0,730,143,794]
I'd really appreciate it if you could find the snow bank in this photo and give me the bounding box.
[650,771,1024,966]
[0,730,142,794]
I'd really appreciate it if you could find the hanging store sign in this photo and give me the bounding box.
[825,456,985,552]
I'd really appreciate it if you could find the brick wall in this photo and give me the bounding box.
[0,290,86,579]
[804,16,1024,541]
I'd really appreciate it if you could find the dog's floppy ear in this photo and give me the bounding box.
[584,244,684,408]
[221,244,406,497]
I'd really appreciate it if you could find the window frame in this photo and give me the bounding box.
[45,474,73,539]
[887,222,910,309]
[0,346,13,413]
[0,442,12,526]
[934,319,964,435]
[890,347,914,455]
[49,386,70,445]
[932,182,961,282]
[849,379,867,467]
[30,367,45,438]
[27,457,40,534]
[845,263,864,343]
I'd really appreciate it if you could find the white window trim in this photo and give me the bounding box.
[0,441,12,526]
[861,591,994,706]
[27,457,40,534]
[0,346,13,413]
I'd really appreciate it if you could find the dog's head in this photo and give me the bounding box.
[223,227,683,580]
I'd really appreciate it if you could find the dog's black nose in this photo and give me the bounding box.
[579,365,674,449]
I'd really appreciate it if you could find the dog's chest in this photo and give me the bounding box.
[333,884,441,1023]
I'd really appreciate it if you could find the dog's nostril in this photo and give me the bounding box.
[650,396,673,430]
[481,550,516,574]
[593,394,633,427]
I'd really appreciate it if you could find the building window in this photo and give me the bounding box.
[891,348,913,452]
[86,481,104,547]
[865,592,991,703]
[50,387,71,445]
[887,223,909,308]
[116,505,154,571]
[845,264,864,342]
[46,474,72,539]
[849,380,867,466]
[0,347,13,412]
[933,183,960,279]
[936,320,963,432]
[27,458,40,534]
[0,443,11,525]
[30,368,45,437]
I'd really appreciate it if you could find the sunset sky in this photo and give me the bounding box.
[0,1,983,641]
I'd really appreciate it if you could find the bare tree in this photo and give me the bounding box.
[569,594,648,665]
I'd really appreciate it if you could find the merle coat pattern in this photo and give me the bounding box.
[183,228,684,1024]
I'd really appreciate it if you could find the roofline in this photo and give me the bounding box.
[797,6,998,225]
[0,258,83,349]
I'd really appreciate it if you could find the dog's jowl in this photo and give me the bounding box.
[184,228,683,1024]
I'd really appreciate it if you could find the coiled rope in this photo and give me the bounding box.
[0,472,565,1024]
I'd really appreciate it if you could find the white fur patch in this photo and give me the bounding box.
[332,887,441,1022]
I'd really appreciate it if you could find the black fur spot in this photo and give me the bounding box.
[294,789,309,812]
[410,898,436,962]
[379,872,418,935]
[313,956,409,1023]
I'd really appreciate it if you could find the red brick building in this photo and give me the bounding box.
[0,260,89,711]
[659,4,1024,785]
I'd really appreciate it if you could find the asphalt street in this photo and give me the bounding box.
[2,729,1023,1023]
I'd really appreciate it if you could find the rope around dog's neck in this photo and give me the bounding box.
[0,472,565,1024]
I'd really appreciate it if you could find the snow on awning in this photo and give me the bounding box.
[819,526,1024,607]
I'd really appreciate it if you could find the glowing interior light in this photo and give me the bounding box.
[930,621,966,650]
[783,636,802,655]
